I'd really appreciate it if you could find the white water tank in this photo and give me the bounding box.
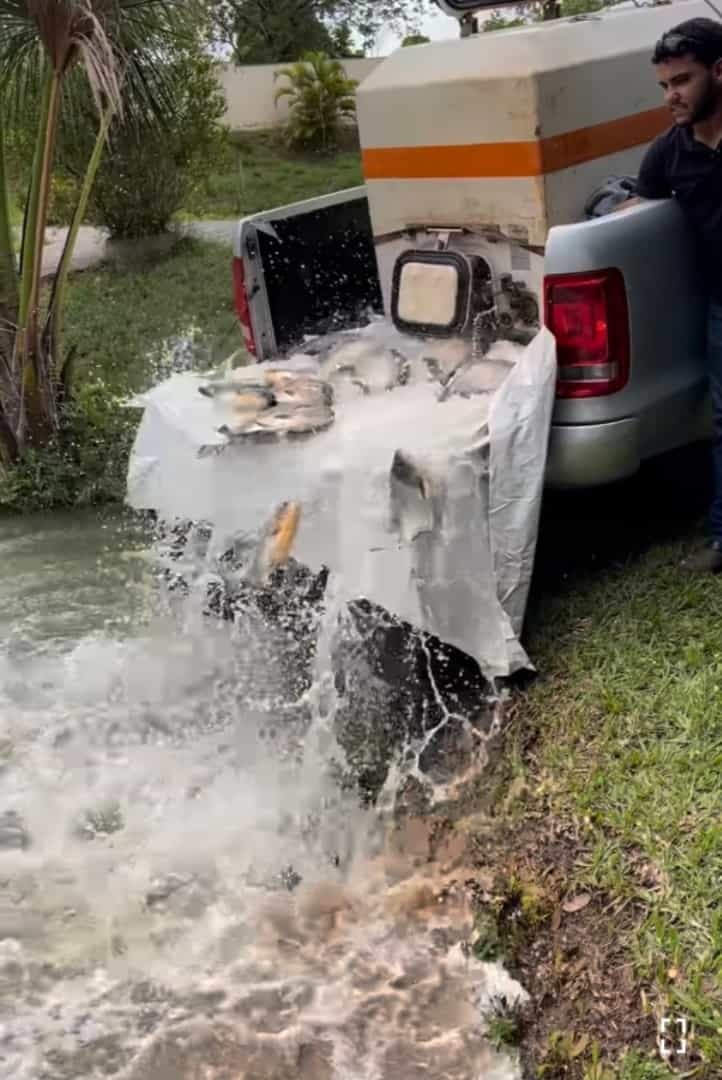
[356,1,705,247]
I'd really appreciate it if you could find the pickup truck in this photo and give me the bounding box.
[232,186,710,490]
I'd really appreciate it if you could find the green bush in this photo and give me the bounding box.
[0,379,136,512]
[274,52,357,154]
[0,237,240,514]
[58,45,227,239]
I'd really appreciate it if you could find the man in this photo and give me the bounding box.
[636,18,722,571]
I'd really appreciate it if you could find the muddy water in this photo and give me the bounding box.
[0,510,525,1079]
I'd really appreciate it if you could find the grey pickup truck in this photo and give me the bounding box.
[232,186,709,490]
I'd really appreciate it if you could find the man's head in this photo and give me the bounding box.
[652,18,722,125]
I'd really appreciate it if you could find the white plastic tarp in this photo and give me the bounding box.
[127,327,557,678]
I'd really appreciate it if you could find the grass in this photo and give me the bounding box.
[182,128,364,220]
[65,236,241,393]
[508,523,722,1075]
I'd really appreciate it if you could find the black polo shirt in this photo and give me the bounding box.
[637,124,722,301]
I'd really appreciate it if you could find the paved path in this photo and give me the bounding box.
[36,219,238,278]
[40,226,109,278]
[183,219,237,246]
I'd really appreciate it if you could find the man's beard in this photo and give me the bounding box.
[690,80,722,125]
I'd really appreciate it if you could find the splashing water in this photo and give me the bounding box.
[0,455,529,1073]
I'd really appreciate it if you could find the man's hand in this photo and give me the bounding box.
[611,197,645,213]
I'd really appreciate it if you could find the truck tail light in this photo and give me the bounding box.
[544,269,630,398]
[232,256,257,357]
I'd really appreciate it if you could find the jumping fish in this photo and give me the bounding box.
[199,381,276,411]
[253,403,334,435]
[245,501,302,584]
[389,450,435,540]
[391,449,431,500]
[231,386,277,412]
[440,357,514,401]
[265,371,334,408]
[324,341,407,395]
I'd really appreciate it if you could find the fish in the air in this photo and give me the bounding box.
[391,449,431,500]
[245,501,302,584]
[440,357,514,400]
[252,403,334,434]
[389,450,435,540]
[266,371,334,408]
[199,381,276,411]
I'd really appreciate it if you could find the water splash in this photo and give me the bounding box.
[0,512,526,1075]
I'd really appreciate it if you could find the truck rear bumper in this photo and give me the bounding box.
[545,418,640,490]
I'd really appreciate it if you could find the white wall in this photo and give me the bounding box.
[216,58,384,130]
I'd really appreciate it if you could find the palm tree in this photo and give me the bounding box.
[274,51,357,153]
[0,0,189,470]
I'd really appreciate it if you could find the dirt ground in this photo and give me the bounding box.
[391,759,664,1080]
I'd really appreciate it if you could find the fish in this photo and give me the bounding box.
[217,418,264,438]
[301,331,363,359]
[422,355,444,384]
[230,386,277,412]
[199,381,276,412]
[252,403,334,435]
[421,339,472,384]
[391,449,431,500]
[197,442,227,459]
[198,379,248,399]
[440,357,514,400]
[391,349,411,388]
[389,450,436,540]
[266,371,334,408]
[245,501,302,584]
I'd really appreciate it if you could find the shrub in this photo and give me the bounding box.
[0,383,135,512]
[274,52,357,154]
[58,45,227,239]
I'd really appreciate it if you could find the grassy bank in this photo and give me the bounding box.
[0,239,240,512]
[182,128,364,220]
[460,472,722,1078]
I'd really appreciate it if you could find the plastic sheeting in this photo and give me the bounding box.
[127,327,557,679]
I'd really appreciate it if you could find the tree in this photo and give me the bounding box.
[0,1,191,469]
[480,0,612,32]
[329,23,365,58]
[223,0,337,63]
[211,0,431,59]
[58,40,227,238]
[401,33,430,46]
[274,51,357,152]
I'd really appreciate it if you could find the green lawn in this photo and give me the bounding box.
[65,237,240,394]
[502,519,722,1076]
[182,128,364,220]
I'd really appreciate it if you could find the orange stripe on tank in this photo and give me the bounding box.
[362,106,669,180]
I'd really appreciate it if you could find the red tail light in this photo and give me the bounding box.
[544,269,630,398]
[232,256,257,357]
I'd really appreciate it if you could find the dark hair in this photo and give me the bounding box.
[652,18,722,66]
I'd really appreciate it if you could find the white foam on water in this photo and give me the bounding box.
[0,588,526,1079]
[0,318,546,1076]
